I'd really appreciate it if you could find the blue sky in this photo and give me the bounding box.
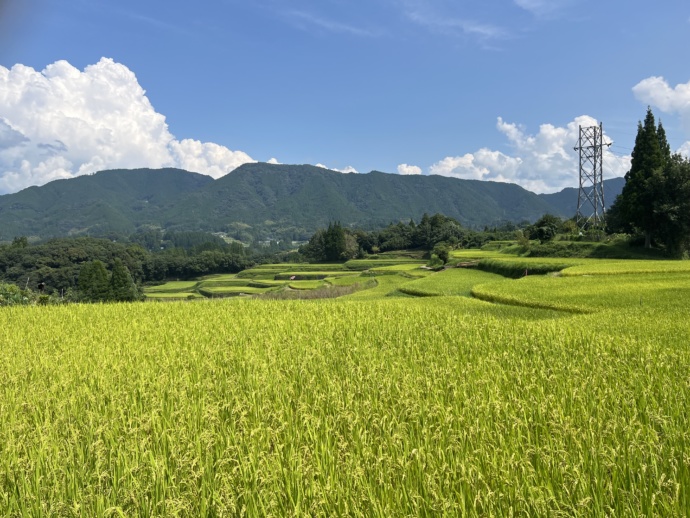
[1,0,689,194]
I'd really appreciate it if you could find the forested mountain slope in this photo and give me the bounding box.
[0,168,213,238]
[0,163,617,240]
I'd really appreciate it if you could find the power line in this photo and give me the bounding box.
[602,157,626,180]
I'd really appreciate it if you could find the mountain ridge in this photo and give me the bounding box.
[538,177,625,217]
[0,163,624,241]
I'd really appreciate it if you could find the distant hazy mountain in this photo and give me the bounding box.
[0,163,623,240]
[538,177,625,217]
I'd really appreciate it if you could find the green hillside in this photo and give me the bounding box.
[168,163,560,231]
[0,168,213,239]
[0,163,587,240]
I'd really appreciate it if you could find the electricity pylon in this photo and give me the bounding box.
[574,123,610,230]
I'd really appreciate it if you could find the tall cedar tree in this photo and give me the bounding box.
[610,108,671,248]
[110,258,140,301]
[78,260,111,302]
[323,222,347,261]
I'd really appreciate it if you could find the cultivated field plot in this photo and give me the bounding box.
[144,291,204,299]
[235,268,286,280]
[251,263,347,271]
[325,274,366,286]
[451,249,508,260]
[144,275,288,300]
[344,258,427,270]
[2,282,689,516]
[274,271,355,280]
[472,271,690,313]
[562,259,690,276]
[198,285,274,297]
[367,262,426,275]
[287,280,326,290]
[398,268,506,297]
[145,281,199,292]
[341,274,414,299]
[145,259,426,301]
[144,280,201,299]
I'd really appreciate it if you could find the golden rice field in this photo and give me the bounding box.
[2,253,690,516]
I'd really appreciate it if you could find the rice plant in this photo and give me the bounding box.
[2,260,689,516]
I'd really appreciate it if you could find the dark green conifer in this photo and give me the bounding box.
[78,260,111,302]
[657,120,671,166]
[613,108,664,247]
[110,258,139,301]
[323,222,347,261]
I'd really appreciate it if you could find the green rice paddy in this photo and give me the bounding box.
[6,250,690,515]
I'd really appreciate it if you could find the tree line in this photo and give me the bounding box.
[0,233,254,304]
[298,214,530,263]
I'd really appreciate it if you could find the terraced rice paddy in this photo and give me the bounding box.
[4,250,690,515]
[472,271,690,313]
[324,275,367,286]
[344,258,427,270]
[198,285,269,296]
[144,291,204,299]
[287,280,326,290]
[367,263,427,276]
[274,271,355,280]
[561,259,690,276]
[144,274,285,299]
[398,268,505,297]
[144,262,397,300]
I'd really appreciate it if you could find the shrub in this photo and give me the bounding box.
[0,282,35,306]
[427,254,444,269]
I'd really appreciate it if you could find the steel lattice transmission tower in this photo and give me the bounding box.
[574,123,611,230]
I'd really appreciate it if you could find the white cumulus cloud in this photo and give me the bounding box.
[633,76,690,116]
[679,141,690,157]
[430,115,630,193]
[0,58,255,194]
[315,163,359,174]
[633,75,690,155]
[397,163,422,175]
[430,149,521,183]
[169,139,253,179]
